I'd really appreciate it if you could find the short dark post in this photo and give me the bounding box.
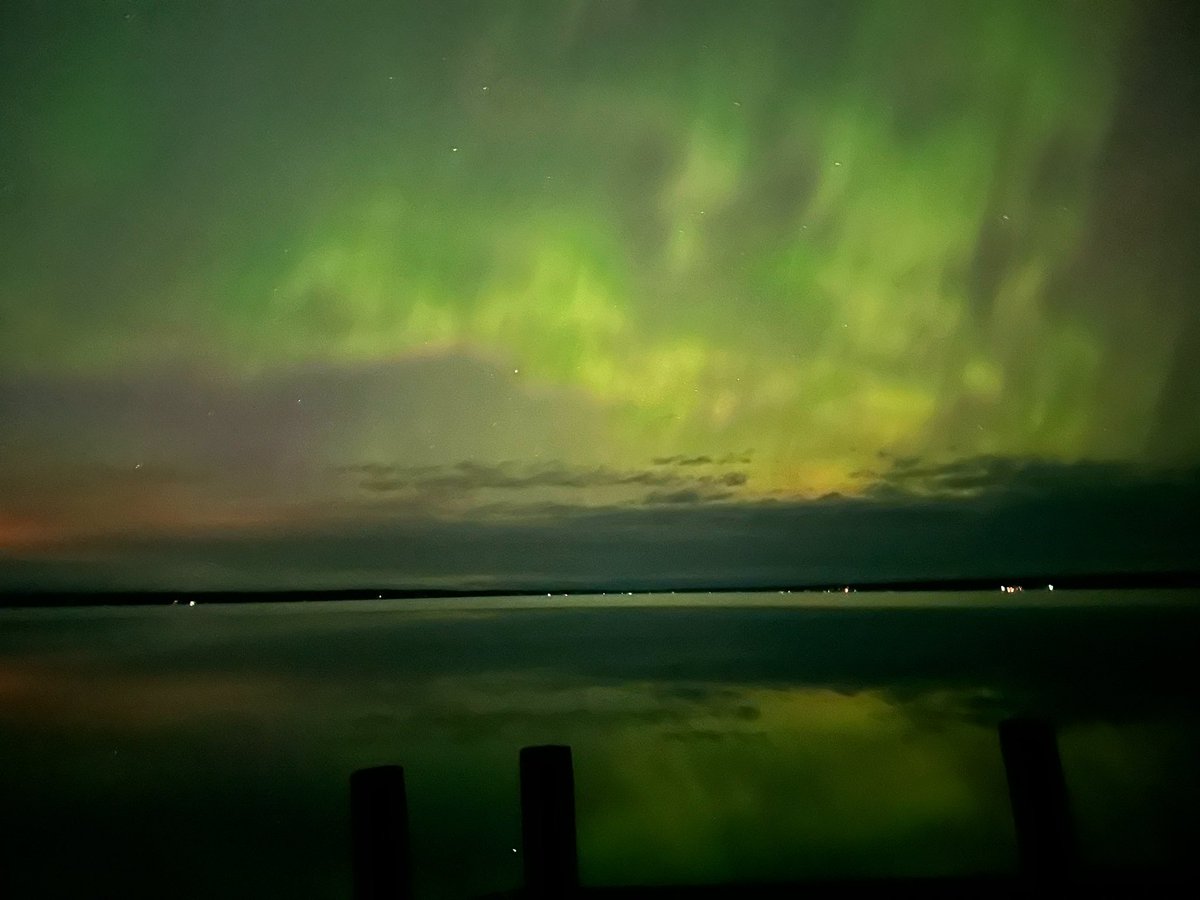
[999,718,1076,881]
[351,765,411,900]
[520,745,579,897]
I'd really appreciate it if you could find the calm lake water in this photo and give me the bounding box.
[2,591,1198,897]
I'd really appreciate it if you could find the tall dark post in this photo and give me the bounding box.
[999,718,1076,881]
[520,744,579,897]
[351,765,411,900]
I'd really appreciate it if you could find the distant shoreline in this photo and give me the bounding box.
[2,570,1198,607]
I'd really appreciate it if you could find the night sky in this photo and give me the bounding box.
[2,1,1198,590]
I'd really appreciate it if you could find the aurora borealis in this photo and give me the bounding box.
[3,6,1200,894]
[2,0,1198,589]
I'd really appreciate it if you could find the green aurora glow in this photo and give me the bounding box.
[1,0,1197,584]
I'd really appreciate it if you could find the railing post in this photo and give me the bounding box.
[520,744,579,897]
[351,765,412,900]
[999,718,1076,882]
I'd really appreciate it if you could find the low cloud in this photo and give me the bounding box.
[339,459,749,497]
[653,451,753,467]
[3,455,1196,593]
[643,489,734,506]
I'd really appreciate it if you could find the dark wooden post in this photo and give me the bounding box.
[999,718,1076,881]
[351,765,412,900]
[520,745,579,897]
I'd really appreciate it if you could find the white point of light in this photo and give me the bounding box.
[1048,584,1054,591]
[188,600,195,607]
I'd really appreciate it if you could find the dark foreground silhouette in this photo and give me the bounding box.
[350,718,1191,899]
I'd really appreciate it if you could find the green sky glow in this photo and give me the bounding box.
[1,1,1197,583]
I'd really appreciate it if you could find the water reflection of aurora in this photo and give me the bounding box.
[1,596,1197,897]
